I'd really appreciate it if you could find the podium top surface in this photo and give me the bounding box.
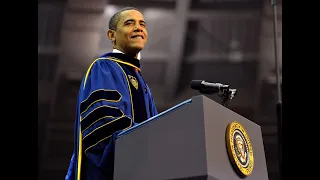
[117,98,192,139]
[117,95,260,139]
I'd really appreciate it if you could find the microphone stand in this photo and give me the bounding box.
[271,0,282,178]
[219,88,237,107]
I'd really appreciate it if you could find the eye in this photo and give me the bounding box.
[125,21,134,26]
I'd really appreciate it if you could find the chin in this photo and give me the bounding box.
[129,44,145,51]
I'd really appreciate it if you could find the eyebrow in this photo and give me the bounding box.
[124,19,146,25]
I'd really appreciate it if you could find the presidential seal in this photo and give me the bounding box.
[226,121,254,177]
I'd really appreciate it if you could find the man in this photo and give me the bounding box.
[65,7,158,180]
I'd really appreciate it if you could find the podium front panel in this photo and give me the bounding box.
[202,96,269,180]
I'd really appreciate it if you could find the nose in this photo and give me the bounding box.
[134,25,143,32]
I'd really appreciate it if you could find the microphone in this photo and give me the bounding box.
[190,80,237,107]
[190,80,229,94]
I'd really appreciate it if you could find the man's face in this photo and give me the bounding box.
[114,10,148,54]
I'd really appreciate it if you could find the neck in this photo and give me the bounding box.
[126,52,139,59]
[113,46,139,59]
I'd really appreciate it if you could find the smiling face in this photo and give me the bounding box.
[108,9,148,57]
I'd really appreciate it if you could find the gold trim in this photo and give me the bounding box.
[77,117,83,180]
[80,89,122,115]
[106,57,140,71]
[83,58,105,89]
[83,57,140,89]
[81,105,123,122]
[114,62,134,121]
[80,105,124,133]
[83,116,133,153]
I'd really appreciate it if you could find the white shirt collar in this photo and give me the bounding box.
[112,49,141,60]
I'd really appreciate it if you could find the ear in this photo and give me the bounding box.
[107,29,116,43]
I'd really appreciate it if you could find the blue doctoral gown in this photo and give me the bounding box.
[65,52,158,180]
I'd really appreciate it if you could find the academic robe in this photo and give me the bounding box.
[65,52,158,180]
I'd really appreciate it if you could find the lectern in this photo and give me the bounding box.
[114,95,269,180]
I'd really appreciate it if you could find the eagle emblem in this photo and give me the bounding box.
[128,75,138,90]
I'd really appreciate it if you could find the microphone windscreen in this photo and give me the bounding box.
[190,80,203,90]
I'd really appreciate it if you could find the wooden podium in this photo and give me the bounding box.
[113,95,269,180]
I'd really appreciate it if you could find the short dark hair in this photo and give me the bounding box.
[108,7,139,31]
